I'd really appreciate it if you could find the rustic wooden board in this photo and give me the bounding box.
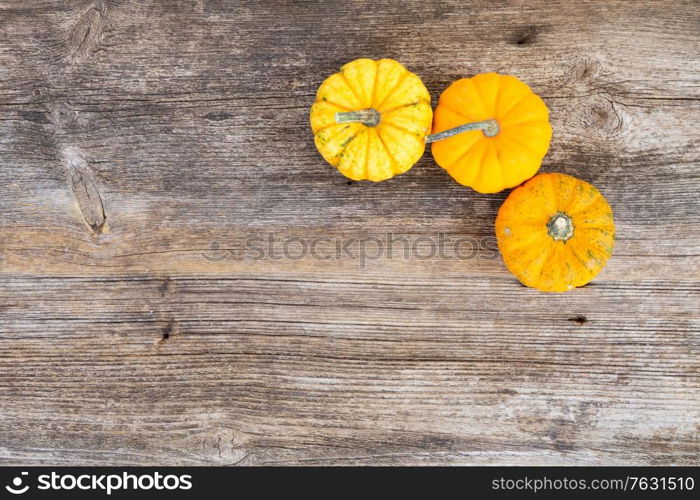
[0,0,698,465]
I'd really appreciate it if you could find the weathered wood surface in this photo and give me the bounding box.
[0,0,698,465]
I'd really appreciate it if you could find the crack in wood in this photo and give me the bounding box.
[568,315,588,325]
[160,320,174,341]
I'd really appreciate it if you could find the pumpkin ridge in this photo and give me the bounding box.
[574,238,613,264]
[496,139,510,185]
[374,128,400,174]
[575,225,615,237]
[437,79,483,119]
[445,135,482,172]
[339,70,366,109]
[322,123,361,145]
[491,73,504,117]
[435,129,482,170]
[546,173,561,214]
[370,60,381,109]
[467,78,488,119]
[496,88,534,120]
[542,174,559,210]
[501,217,548,227]
[501,109,551,130]
[501,132,544,157]
[566,246,593,284]
[336,128,367,176]
[313,111,355,133]
[321,72,363,110]
[484,72,501,117]
[527,238,555,288]
[561,245,579,289]
[437,100,479,121]
[568,193,608,216]
[490,140,506,189]
[556,175,579,213]
[499,230,545,254]
[379,98,431,116]
[334,130,362,163]
[498,118,548,129]
[315,124,362,165]
[363,128,371,179]
[374,69,409,110]
[550,244,567,290]
[317,98,353,112]
[500,94,547,124]
[379,120,422,139]
[571,197,605,224]
[569,244,593,273]
[468,141,491,189]
[313,122,343,133]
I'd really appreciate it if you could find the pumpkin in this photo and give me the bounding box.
[429,73,552,193]
[310,58,432,181]
[495,173,614,292]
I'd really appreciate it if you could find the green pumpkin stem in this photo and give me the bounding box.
[547,212,574,242]
[335,108,381,127]
[425,118,500,143]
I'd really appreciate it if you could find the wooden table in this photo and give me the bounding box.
[1,0,698,466]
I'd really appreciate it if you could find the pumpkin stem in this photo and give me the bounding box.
[335,108,381,127]
[425,118,500,143]
[547,212,574,242]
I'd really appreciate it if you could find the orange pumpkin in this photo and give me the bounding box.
[495,173,614,292]
[429,73,552,193]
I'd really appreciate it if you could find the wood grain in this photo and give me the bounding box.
[0,0,698,465]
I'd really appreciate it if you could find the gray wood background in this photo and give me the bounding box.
[0,0,698,465]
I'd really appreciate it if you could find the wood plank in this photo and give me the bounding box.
[0,276,697,465]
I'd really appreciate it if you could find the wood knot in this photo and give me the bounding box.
[158,277,174,296]
[50,103,79,128]
[63,146,107,234]
[201,432,249,464]
[575,96,625,139]
[573,56,603,83]
[512,26,541,46]
[563,56,605,94]
[66,2,106,62]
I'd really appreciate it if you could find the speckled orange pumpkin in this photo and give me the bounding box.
[310,58,432,181]
[495,173,614,292]
[430,73,552,193]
